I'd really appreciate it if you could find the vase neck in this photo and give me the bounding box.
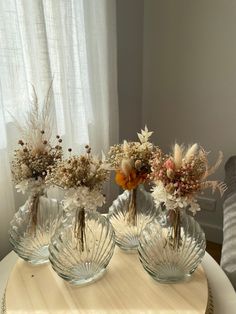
[162,205,186,215]
[29,188,46,199]
[75,207,85,215]
[127,184,144,193]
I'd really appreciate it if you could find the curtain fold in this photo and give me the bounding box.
[0,0,118,260]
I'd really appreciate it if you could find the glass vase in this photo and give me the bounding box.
[138,207,206,283]
[9,189,61,265]
[108,185,158,252]
[49,208,115,286]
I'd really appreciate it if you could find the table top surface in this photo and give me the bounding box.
[5,248,209,314]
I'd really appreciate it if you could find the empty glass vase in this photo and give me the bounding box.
[138,207,206,283]
[9,190,61,265]
[49,208,115,286]
[108,185,157,252]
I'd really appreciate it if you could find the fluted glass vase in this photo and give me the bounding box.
[108,185,157,252]
[9,189,61,265]
[138,207,206,283]
[49,208,115,286]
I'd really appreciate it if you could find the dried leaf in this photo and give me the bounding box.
[200,180,227,196]
[203,151,223,179]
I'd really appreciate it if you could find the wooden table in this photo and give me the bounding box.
[5,248,209,313]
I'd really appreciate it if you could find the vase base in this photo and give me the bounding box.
[53,262,107,286]
[143,264,196,284]
[117,244,138,253]
[151,273,192,284]
[115,235,140,252]
[14,244,49,265]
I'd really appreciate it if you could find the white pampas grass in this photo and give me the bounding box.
[13,82,54,151]
[184,143,198,162]
[173,143,183,169]
[121,159,132,176]
[123,140,129,153]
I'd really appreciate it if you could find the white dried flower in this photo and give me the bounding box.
[63,187,105,211]
[151,181,169,207]
[137,125,153,144]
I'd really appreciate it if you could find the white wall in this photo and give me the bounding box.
[116,0,143,141]
[142,0,236,242]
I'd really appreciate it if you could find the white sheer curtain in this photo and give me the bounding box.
[0,0,118,259]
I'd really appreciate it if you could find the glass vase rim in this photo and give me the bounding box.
[124,183,146,192]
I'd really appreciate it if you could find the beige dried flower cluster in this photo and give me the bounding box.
[47,148,108,190]
[46,147,109,211]
[107,126,158,190]
[150,143,227,214]
[12,133,62,193]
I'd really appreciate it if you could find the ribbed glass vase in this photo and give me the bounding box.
[49,209,115,286]
[9,190,61,265]
[108,185,157,252]
[138,207,206,283]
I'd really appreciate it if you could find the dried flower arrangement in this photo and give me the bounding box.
[12,134,62,194]
[11,85,62,230]
[150,143,227,248]
[46,146,109,250]
[107,126,158,224]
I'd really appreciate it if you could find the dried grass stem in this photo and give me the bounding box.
[168,209,182,250]
[127,188,137,226]
[28,192,43,234]
[74,208,86,252]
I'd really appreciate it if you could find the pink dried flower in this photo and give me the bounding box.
[164,158,175,170]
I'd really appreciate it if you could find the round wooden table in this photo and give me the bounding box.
[5,248,209,313]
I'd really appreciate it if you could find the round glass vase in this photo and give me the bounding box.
[49,208,115,286]
[9,189,61,265]
[138,207,206,283]
[108,184,158,252]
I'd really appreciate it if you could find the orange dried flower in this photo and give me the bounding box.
[115,169,146,190]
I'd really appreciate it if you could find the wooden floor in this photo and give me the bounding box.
[206,241,222,264]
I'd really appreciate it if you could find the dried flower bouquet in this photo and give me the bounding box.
[107,126,158,224]
[11,85,62,230]
[46,146,109,250]
[150,143,227,249]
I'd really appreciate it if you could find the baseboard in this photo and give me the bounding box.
[199,222,223,244]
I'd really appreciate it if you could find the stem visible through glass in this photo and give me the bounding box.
[127,188,137,226]
[168,209,182,249]
[74,208,86,252]
[28,190,44,235]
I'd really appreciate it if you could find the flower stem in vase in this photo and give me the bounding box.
[74,208,86,252]
[168,209,182,250]
[127,188,137,226]
[27,192,41,235]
